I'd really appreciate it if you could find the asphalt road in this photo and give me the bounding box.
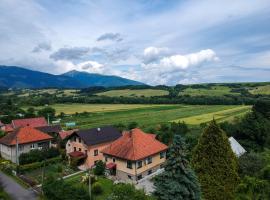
[0,171,37,200]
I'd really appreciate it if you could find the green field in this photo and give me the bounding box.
[42,104,251,129]
[171,106,250,124]
[36,104,165,114]
[96,89,169,97]
[249,85,270,95]
[18,89,79,97]
[179,86,238,96]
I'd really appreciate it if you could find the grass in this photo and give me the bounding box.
[53,104,251,129]
[171,106,250,125]
[96,89,169,97]
[18,89,79,97]
[249,85,270,95]
[179,86,238,96]
[35,104,167,114]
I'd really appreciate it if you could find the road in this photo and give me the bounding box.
[0,171,37,200]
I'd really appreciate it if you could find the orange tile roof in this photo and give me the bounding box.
[102,128,168,161]
[0,126,53,146]
[3,124,14,133]
[12,117,48,128]
[59,129,78,140]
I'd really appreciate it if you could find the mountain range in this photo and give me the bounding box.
[0,66,145,88]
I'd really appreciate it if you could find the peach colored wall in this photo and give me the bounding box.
[103,151,166,176]
[66,136,114,168]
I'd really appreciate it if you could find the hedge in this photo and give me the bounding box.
[19,157,62,173]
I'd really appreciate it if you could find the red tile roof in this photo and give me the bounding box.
[3,124,14,133]
[59,129,78,140]
[12,117,48,128]
[102,128,168,161]
[68,151,86,158]
[0,126,53,146]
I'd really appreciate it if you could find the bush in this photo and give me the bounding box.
[19,147,60,165]
[238,152,265,177]
[19,157,62,173]
[92,182,103,194]
[94,160,105,176]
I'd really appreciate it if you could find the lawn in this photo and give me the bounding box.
[96,89,169,97]
[55,104,251,129]
[249,85,270,95]
[171,106,250,125]
[179,86,239,96]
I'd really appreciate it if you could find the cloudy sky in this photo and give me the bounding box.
[1,0,270,85]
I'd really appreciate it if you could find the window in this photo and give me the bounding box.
[137,161,142,169]
[105,156,108,162]
[79,148,81,152]
[73,137,76,142]
[68,143,70,146]
[137,175,142,180]
[78,138,81,143]
[128,175,132,179]
[94,149,98,156]
[148,170,152,175]
[160,151,165,159]
[147,157,152,164]
[74,147,76,151]
[113,158,116,163]
[30,144,35,149]
[127,160,133,169]
[94,160,98,164]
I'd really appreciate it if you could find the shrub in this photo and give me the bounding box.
[92,182,103,194]
[94,160,105,176]
[19,147,60,165]
[238,152,265,177]
[19,157,62,173]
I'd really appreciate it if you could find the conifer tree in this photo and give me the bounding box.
[154,135,201,200]
[192,120,239,200]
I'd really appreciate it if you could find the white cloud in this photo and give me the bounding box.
[77,61,104,74]
[143,47,169,64]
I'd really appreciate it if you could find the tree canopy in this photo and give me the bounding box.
[192,120,239,200]
[154,135,201,200]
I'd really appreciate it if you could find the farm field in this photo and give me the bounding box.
[96,89,169,97]
[249,85,270,95]
[35,104,166,114]
[44,104,252,129]
[179,86,239,96]
[171,106,250,125]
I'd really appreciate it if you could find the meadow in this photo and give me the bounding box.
[179,85,239,96]
[39,104,251,129]
[249,85,270,95]
[96,89,169,97]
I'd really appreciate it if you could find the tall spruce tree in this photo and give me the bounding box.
[192,120,239,200]
[154,135,201,200]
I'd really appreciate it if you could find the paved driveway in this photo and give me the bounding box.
[0,172,37,200]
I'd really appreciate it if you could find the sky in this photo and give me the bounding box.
[0,0,270,85]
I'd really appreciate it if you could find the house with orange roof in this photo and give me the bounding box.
[12,117,48,128]
[101,128,168,182]
[66,126,122,169]
[0,126,53,163]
